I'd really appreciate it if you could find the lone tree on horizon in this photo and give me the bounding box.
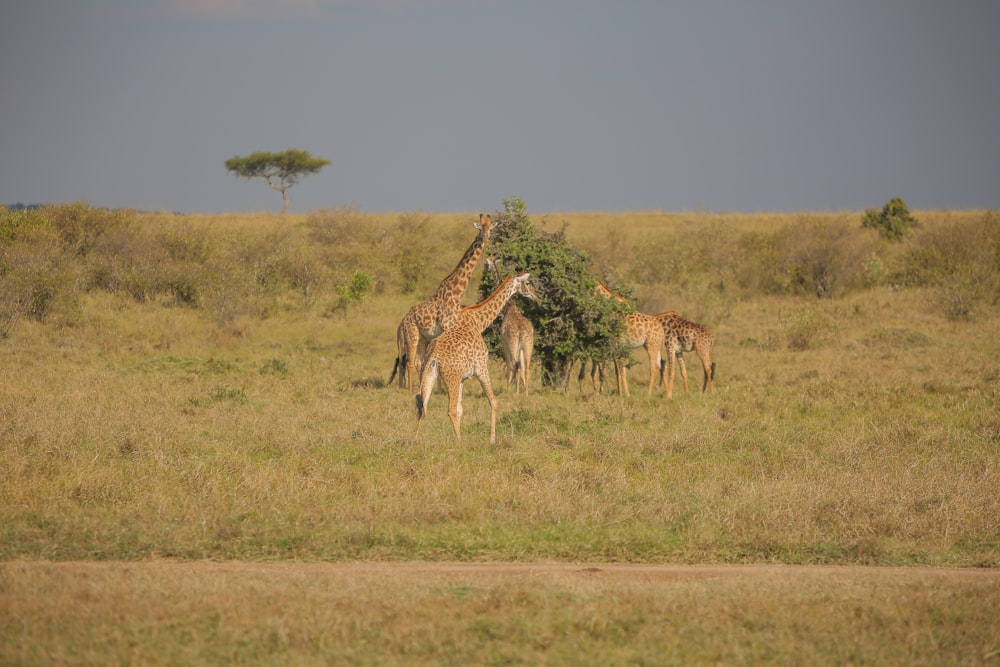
[225,149,330,214]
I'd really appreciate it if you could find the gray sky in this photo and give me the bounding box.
[2,1,998,214]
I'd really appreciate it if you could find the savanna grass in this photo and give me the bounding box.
[1,206,998,565]
[3,205,999,664]
[3,561,998,666]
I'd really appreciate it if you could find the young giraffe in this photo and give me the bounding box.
[564,281,622,394]
[389,214,492,391]
[595,281,665,397]
[484,255,535,395]
[415,272,540,445]
[654,310,717,398]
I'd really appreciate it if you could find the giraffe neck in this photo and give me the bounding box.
[596,281,630,305]
[485,258,516,317]
[433,230,487,312]
[463,274,521,333]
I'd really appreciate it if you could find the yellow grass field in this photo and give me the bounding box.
[2,203,998,663]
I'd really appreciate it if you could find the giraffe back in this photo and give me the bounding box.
[656,311,714,354]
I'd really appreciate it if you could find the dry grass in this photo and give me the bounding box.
[3,561,998,666]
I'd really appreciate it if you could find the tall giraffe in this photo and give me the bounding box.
[654,311,716,398]
[595,281,665,397]
[415,272,540,444]
[484,255,536,394]
[389,213,492,391]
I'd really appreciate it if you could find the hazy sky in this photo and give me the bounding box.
[2,1,998,214]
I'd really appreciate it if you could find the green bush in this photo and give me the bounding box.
[0,206,53,245]
[861,197,918,241]
[479,197,627,386]
[330,270,373,314]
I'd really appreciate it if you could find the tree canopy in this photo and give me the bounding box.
[478,197,628,387]
[861,197,918,241]
[225,149,330,214]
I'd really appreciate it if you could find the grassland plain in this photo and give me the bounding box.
[1,206,998,664]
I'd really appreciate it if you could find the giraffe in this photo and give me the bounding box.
[415,272,540,444]
[564,281,623,394]
[595,281,665,397]
[613,312,666,397]
[654,310,716,398]
[573,359,606,394]
[389,213,492,391]
[484,255,535,394]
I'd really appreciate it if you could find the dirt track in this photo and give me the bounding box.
[25,559,998,583]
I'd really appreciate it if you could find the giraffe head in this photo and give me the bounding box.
[512,272,541,303]
[475,213,493,244]
[595,281,630,305]
[484,254,499,280]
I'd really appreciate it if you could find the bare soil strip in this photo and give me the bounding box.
[16,560,998,582]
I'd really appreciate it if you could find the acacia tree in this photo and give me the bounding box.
[478,197,628,387]
[224,149,330,214]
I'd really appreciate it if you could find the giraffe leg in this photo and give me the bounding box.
[391,322,406,388]
[512,345,520,395]
[447,379,464,443]
[699,348,715,394]
[678,353,690,393]
[516,362,522,394]
[666,349,676,399]
[476,370,498,445]
[614,359,629,396]
[520,342,531,395]
[417,336,438,394]
[646,344,661,395]
[503,341,514,393]
[415,358,439,439]
[403,326,421,393]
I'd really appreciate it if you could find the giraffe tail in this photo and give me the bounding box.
[710,362,716,380]
[416,358,438,418]
[389,356,400,384]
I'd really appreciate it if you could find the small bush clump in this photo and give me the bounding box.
[861,197,918,241]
